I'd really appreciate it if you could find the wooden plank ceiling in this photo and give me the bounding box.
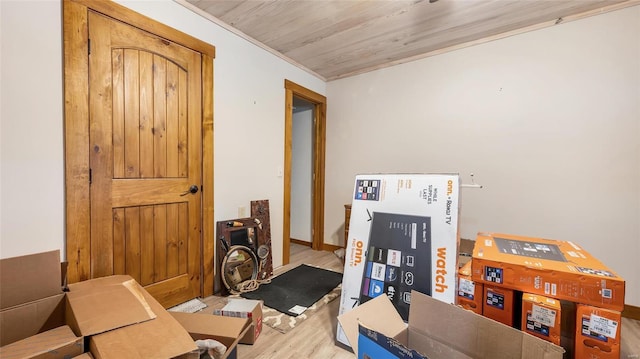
[182,0,636,81]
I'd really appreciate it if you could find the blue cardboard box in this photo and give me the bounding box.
[338,290,565,359]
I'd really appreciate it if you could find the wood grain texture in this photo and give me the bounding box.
[112,208,126,275]
[185,0,638,80]
[186,48,203,301]
[198,243,640,359]
[124,49,141,178]
[167,203,180,278]
[124,207,141,283]
[72,0,215,57]
[201,54,215,297]
[112,48,125,179]
[64,1,215,303]
[64,0,91,283]
[154,205,168,282]
[89,12,115,278]
[139,51,154,178]
[140,206,155,286]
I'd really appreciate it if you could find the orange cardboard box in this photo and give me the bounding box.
[575,304,621,359]
[456,261,483,315]
[521,293,561,345]
[471,232,625,311]
[483,285,518,327]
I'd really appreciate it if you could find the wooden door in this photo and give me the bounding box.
[88,11,202,308]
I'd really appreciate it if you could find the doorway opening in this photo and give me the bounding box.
[283,80,326,265]
[290,97,314,247]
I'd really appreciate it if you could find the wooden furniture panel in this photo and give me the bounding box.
[344,204,351,252]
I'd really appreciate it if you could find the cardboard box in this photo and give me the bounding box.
[471,232,625,311]
[458,238,475,268]
[0,251,68,346]
[522,293,561,345]
[457,260,483,315]
[170,311,251,359]
[0,325,83,359]
[79,276,198,359]
[213,298,263,344]
[338,174,460,347]
[483,284,520,327]
[73,354,94,359]
[0,251,197,359]
[338,290,565,359]
[575,304,621,359]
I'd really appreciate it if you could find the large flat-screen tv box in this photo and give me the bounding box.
[471,232,625,311]
[337,174,460,348]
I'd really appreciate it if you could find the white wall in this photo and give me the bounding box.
[0,0,326,271]
[326,6,640,306]
[1,1,65,258]
[291,109,314,242]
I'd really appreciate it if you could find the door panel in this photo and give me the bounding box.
[89,11,202,307]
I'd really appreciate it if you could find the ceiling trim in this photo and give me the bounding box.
[175,0,327,81]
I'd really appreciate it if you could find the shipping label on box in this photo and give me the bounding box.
[575,304,621,359]
[471,232,625,311]
[456,261,483,315]
[337,174,460,347]
[521,293,561,345]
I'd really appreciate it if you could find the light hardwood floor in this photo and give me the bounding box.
[201,243,640,359]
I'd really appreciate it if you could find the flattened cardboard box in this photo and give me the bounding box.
[338,290,565,359]
[471,232,625,310]
[338,174,460,347]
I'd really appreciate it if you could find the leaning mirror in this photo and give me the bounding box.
[221,245,259,292]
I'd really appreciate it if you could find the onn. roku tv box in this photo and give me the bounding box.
[471,232,625,311]
[337,174,460,348]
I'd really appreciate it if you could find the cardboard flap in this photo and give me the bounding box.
[171,312,250,343]
[89,283,197,359]
[170,311,250,359]
[0,293,66,346]
[0,325,83,359]
[0,250,62,309]
[408,291,564,359]
[66,275,156,336]
[337,294,407,354]
[407,329,474,359]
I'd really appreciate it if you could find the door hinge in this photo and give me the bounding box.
[89,168,92,184]
[88,39,91,55]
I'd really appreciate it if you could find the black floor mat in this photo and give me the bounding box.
[241,264,342,316]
